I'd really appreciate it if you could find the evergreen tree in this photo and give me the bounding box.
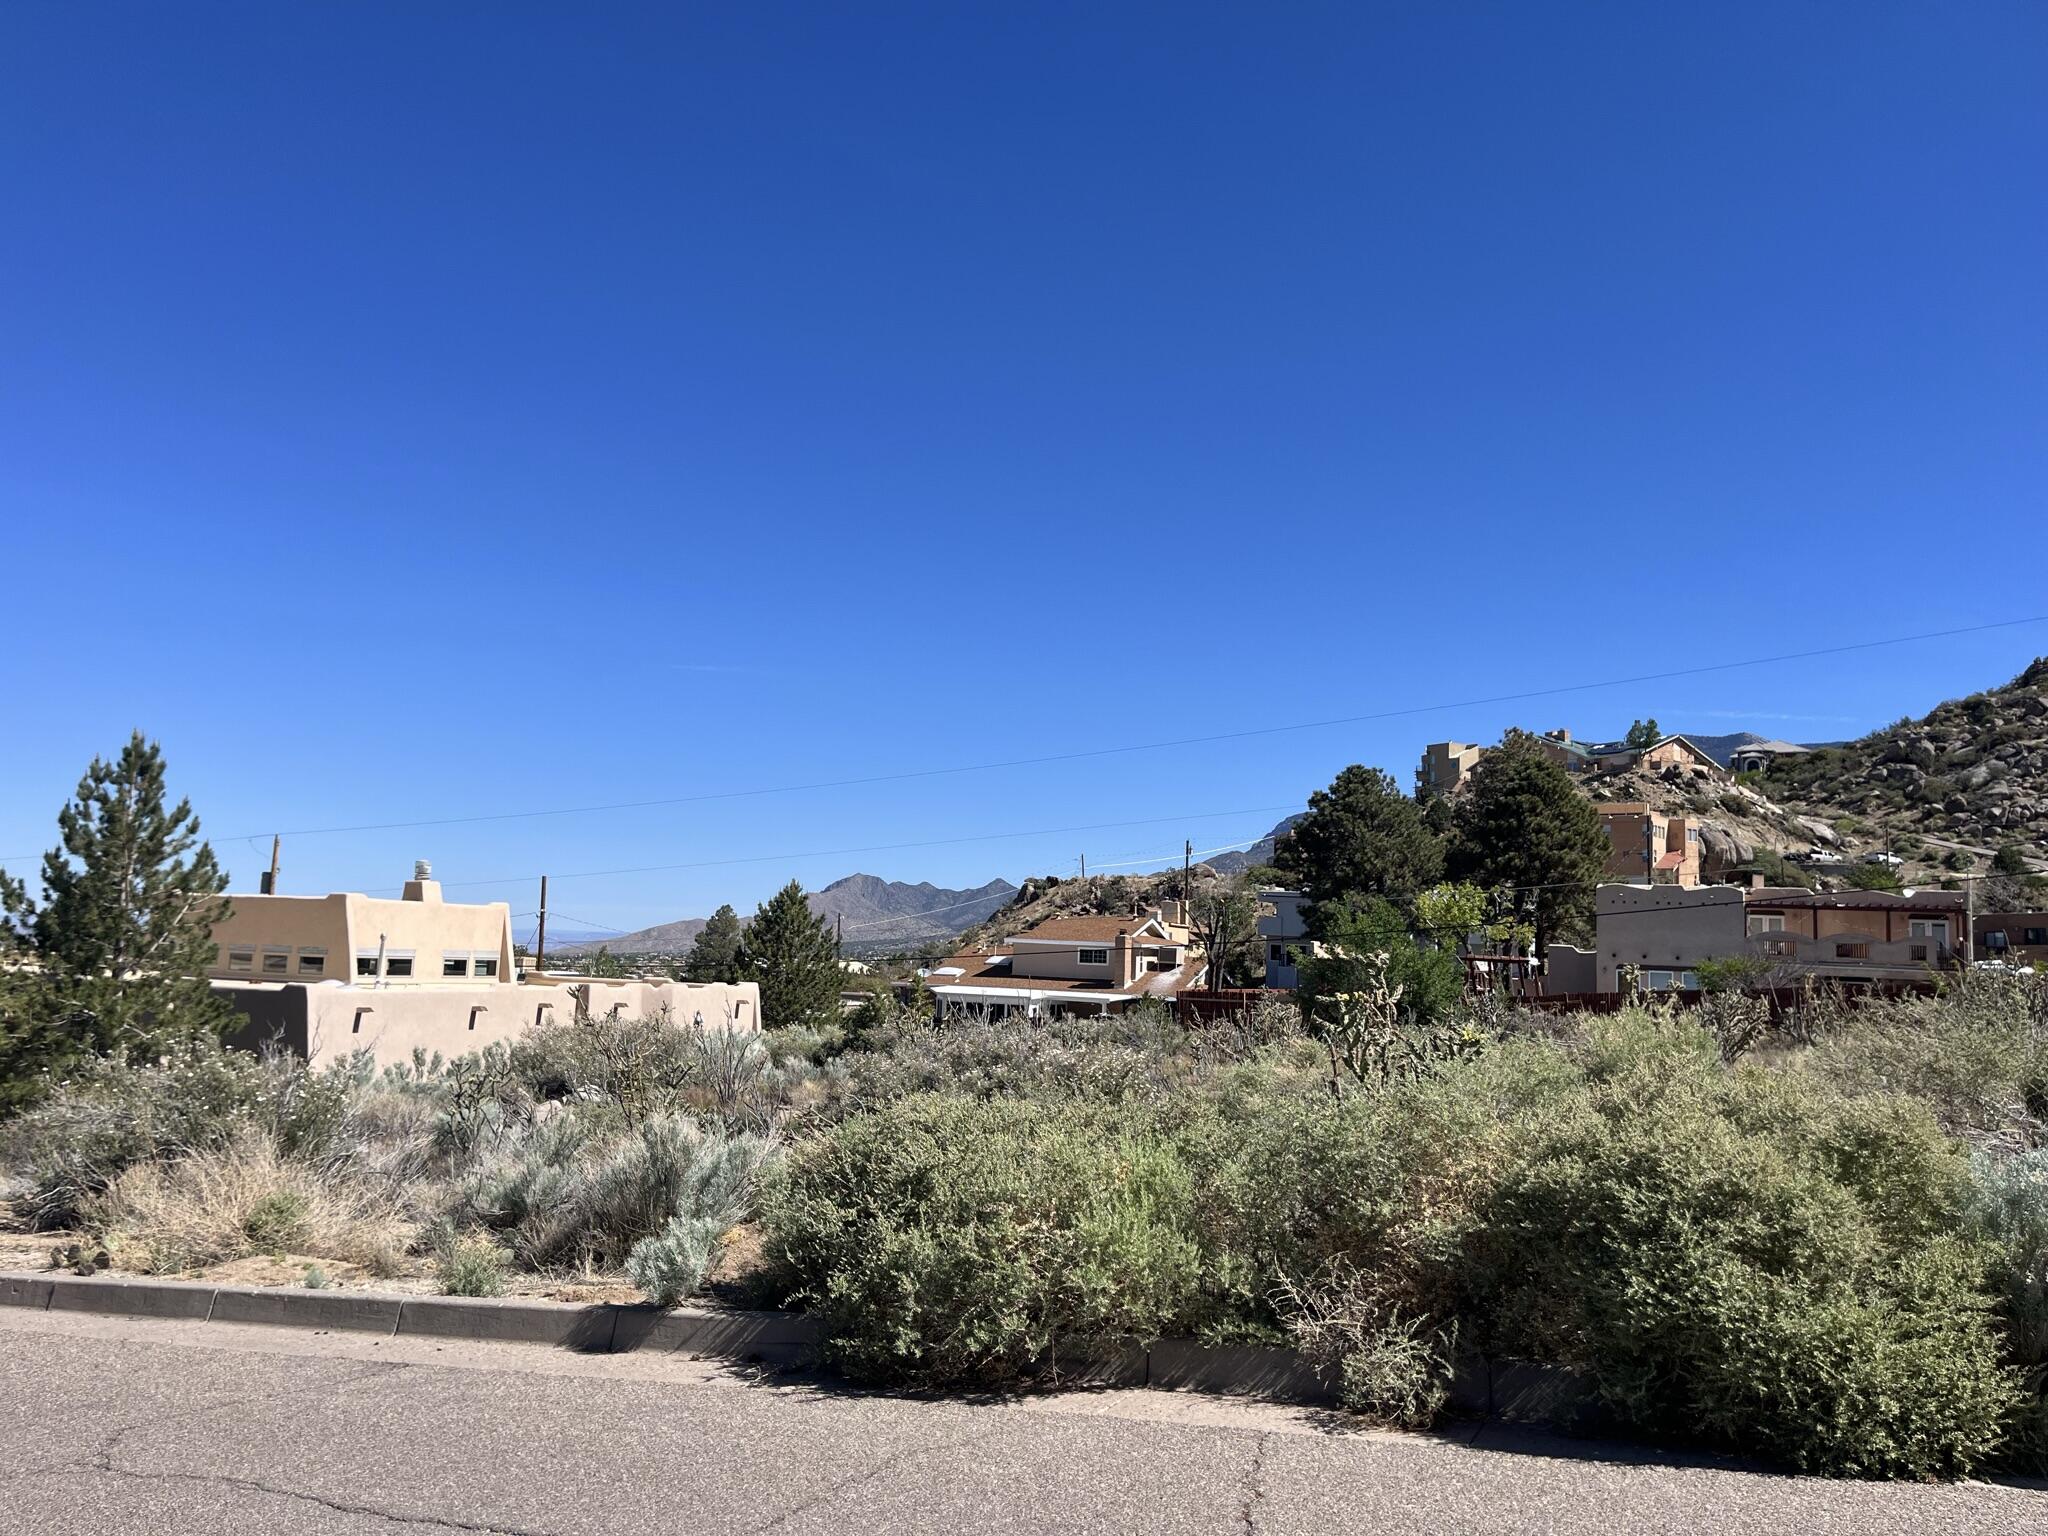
[738,882,841,1031]
[0,733,233,1103]
[1447,730,1609,958]
[1624,718,1663,749]
[683,904,745,983]
[1274,764,1444,907]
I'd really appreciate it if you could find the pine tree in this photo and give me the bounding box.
[2,732,233,1084]
[1624,718,1662,749]
[1273,764,1445,907]
[1447,730,1609,957]
[683,904,745,984]
[738,882,841,1031]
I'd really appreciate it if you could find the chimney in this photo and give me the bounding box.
[1750,873,1765,890]
[402,859,443,904]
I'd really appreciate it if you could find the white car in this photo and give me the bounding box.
[1861,851,1903,868]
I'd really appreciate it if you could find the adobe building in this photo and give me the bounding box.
[1597,803,1703,886]
[209,864,760,1065]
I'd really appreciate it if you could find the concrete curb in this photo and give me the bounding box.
[1,1273,819,1365]
[2,1272,1592,1426]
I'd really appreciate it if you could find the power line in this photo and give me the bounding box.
[430,805,1300,892]
[9,613,2037,863]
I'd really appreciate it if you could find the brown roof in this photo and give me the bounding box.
[1744,889,1965,912]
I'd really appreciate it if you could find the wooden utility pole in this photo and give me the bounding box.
[535,875,549,971]
[261,834,281,894]
[1184,840,1193,903]
[1079,854,1086,882]
[835,914,844,958]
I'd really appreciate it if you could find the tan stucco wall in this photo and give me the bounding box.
[206,889,515,986]
[218,975,763,1068]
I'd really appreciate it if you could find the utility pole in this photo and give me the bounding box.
[1079,853,1086,882]
[535,875,549,972]
[835,914,843,958]
[1184,839,1193,904]
[261,834,281,895]
[1965,872,1975,970]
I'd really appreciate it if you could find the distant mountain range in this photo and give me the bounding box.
[1206,815,1305,875]
[549,872,1019,958]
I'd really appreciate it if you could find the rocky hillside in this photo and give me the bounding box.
[953,868,1220,953]
[1761,659,2048,879]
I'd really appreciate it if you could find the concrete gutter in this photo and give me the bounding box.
[1,1272,1591,1425]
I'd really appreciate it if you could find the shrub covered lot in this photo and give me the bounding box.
[5,981,2047,1481]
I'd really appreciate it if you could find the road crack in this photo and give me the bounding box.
[1238,1429,1272,1534]
[740,1429,990,1533]
[91,1461,559,1535]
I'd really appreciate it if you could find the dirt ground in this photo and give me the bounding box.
[0,1205,777,1307]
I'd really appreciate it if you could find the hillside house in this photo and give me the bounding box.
[1257,889,1309,989]
[1589,734,1728,779]
[924,904,1206,1019]
[1417,741,1488,796]
[1972,911,2048,968]
[1588,882,1964,993]
[1598,803,1703,886]
[1729,739,1813,775]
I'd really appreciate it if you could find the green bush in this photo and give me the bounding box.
[1470,1039,2019,1478]
[1965,1150,2048,1469]
[766,1095,1206,1385]
[243,1190,313,1250]
[438,1234,509,1296]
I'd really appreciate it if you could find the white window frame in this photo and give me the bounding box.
[297,947,326,976]
[355,950,381,977]
[1748,914,1786,934]
[473,954,500,979]
[227,948,254,973]
[441,951,471,979]
[1906,919,1947,939]
[1076,947,1111,967]
[383,949,416,978]
[260,948,291,976]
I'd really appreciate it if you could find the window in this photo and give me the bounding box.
[355,953,380,977]
[386,955,414,977]
[1643,969,1675,991]
[227,948,254,973]
[473,956,499,979]
[2025,928,2048,947]
[1271,945,1286,963]
[297,948,325,977]
[261,949,289,976]
[1835,942,1869,960]
[1910,945,1928,962]
[1748,914,1785,934]
[442,953,469,978]
[1907,919,1947,939]
[1985,930,2010,952]
[1077,948,1110,966]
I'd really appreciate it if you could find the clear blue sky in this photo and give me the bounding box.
[4,3,2045,938]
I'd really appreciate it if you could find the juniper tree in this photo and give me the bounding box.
[683,904,745,984]
[1274,764,1445,908]
[0,732,233,1092]
[738,882,841,1031]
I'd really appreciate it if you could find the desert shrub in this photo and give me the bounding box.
[438,1233,509,1297]
[626,1215,726,1306]
[243,1189,313,1250]
[846,1013,1169,1109]
[1469,1036,2019,1478]
[1813,976,2048,1141]
[1278,1265,1457,1427]
[766,1094,1206,1385]
[1966,1150,2048,1468]
[4,1038,361,1229]
[467,1108,772,1272]
[85,1130,412,1276]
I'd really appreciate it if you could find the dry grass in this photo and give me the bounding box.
[85,1131,416,1277]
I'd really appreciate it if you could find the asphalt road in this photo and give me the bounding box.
[0,1308,2042,1535]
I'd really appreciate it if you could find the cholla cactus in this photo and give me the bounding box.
[1323,952,1483,1096]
